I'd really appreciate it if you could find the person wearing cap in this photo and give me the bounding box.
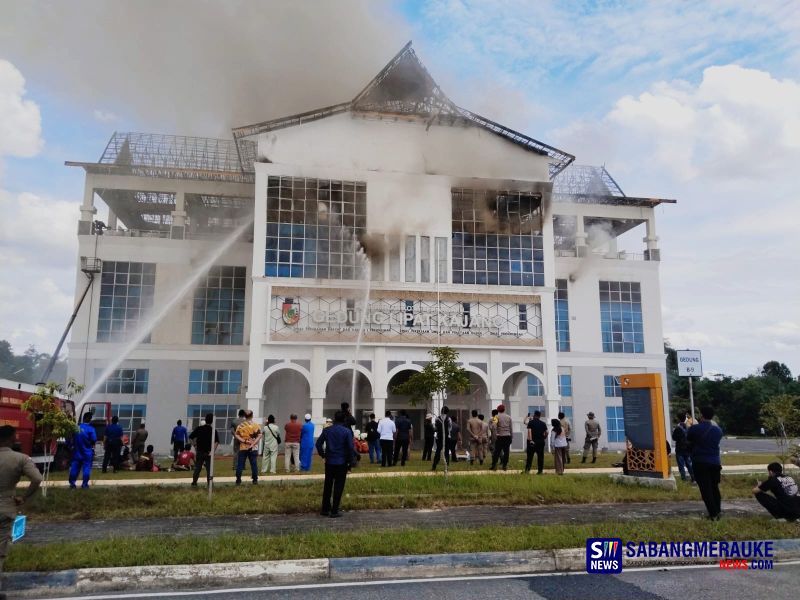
[299,414,315,472]
[582,411,602,463]
[284,414,302,473]
[422,413,435,461]
[489,404,513,471]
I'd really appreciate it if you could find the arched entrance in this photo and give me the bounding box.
[386,367,427,449]
[262,368,310,427]
[324,368,373,429]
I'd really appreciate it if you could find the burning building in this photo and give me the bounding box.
[66,43,674,451]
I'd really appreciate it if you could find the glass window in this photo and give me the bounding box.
[451,189,544,287]
[555,279,570,351]
[435,237,448,283]
[265,177,367,280]
[599,281,644,353]
[111,404,147,438]
[527,405,546,419]
[527,375,544,397]
[188,369,243,395]
[558,374,572,397]
[606,406,625,442]
[191,266,246,345]
[95,368,149,394]
[420,236,431,283]
[389,245,401,281]
[604,375,622,398]
[405,235,416,282]
[97,261,155,342]
[187,404,241,445]
[558,405,573,422]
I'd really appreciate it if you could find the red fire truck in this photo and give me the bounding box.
[0,379,111,470]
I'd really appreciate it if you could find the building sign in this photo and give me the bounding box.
[269,287,543,347]
[676,350,703,377]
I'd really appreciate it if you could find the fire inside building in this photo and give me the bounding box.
[66,43,674,452]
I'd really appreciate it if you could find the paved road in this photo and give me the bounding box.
[22,499,764,544]
[33,562,800,600]
[721,437,799,453]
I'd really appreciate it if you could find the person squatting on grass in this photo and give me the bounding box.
[316,410,355,518]
[190,413,220,487]
[0,425,41,599]
[687,405,723,520]
[752,462,800,522]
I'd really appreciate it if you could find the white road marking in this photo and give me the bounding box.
[36,559,800,599]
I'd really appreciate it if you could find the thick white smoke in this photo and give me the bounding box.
[0,0,410,137]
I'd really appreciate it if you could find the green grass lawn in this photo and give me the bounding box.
[44,450,778,481]
[8,515,798,572]
[26,473,762,522]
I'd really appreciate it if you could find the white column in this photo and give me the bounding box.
[79,180,97,234]
[311,397,324,435]
[575,214,587,257]
[107,209,118,230]
[171,189,186,239]
[372,396,386,420]
[644,216,660,261]
[488,350,504,401]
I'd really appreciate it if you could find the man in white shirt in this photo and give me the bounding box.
[377,411,396,468]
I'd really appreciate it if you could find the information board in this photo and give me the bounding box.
[622,387,655,450]
[676,350,703,377]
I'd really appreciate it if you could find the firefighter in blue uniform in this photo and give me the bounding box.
[69,412,97,489]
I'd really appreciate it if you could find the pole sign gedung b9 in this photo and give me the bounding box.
[676,350,703,377]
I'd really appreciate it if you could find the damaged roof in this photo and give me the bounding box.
[232,41,575,179]
[553,164,676,207]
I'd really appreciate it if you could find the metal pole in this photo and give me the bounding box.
[208,440,215,502]
[688,376,695,422]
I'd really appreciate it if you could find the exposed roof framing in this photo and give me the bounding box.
[233,41,575,178]
[552,164,676,207]
[67,132,256,183]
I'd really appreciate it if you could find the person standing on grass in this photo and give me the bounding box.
[316,410,355,518]
[687,406,723,520]
[431,406,452,472]
[581,412,601,463]
[448,418,461,464]
[752,462,800,522]
[525,411,548,474]
[550,419,568,475]
[170,419,188,463]
[366,413,381,464]
[377,410,396,467]
[230,409,246,472]
[261,415,281,475]
[672,412,694,483]
[0,425,42,596]
[69,412,97,489]
[467,410,484,466]
[130,422,148,463]
[489,405,513,471]
[300,414,315,472]
[479,414,489,463]
[558,411,572,464]
[101,415,124,473]
[422,413,435,461]
[284,414,302,473]
[340,401,357,430]
[190,413,219,487]
[393,409,413,467]
[488,409,499,455]
[235,410,262,485]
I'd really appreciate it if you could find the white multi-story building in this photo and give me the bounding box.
[67,43,673,452]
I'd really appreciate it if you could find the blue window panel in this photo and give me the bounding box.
[604,375,622,398]
[96,368,149,394]
[192,266,246,346]
[599,281,643,353]
[558,374,572,397]
[606,406,625,442]
[559,406,573,422]
[528,405,546,418]
[527,375,544,397]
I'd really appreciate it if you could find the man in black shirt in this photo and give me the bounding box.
[671,412,694,482]
[431,406,452,472]
[340,402,357,430]
[365,413,381,464]
[752,462,800,521]
[392,410,413,466]
[525,410,548,474]
[422,414,435,461]
[190,413,220,487]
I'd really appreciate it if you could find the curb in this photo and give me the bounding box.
[7,539,800,597]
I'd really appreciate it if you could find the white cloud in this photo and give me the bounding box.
[0,59,43,159]
[92,109,118,123]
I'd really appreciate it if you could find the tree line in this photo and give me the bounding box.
[0,340,67,386]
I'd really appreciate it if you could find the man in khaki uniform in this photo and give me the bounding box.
[0,425,42,596]
[466,410,485,466]
[582,411,602,463]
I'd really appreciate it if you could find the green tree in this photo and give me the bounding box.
[22,378,82,497]
[393,347,470,414]
[761,361,793,384]
[760,394,800,466]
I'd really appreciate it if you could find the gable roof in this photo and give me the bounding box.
[553,164,676,207]
[232,42,574,179]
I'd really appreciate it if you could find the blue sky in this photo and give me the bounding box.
[0,0,798,376]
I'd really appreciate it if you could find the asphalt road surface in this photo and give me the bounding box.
[721,437,799,453]
[35,561,800,600]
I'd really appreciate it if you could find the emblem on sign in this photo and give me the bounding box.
[282,301,300,325]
